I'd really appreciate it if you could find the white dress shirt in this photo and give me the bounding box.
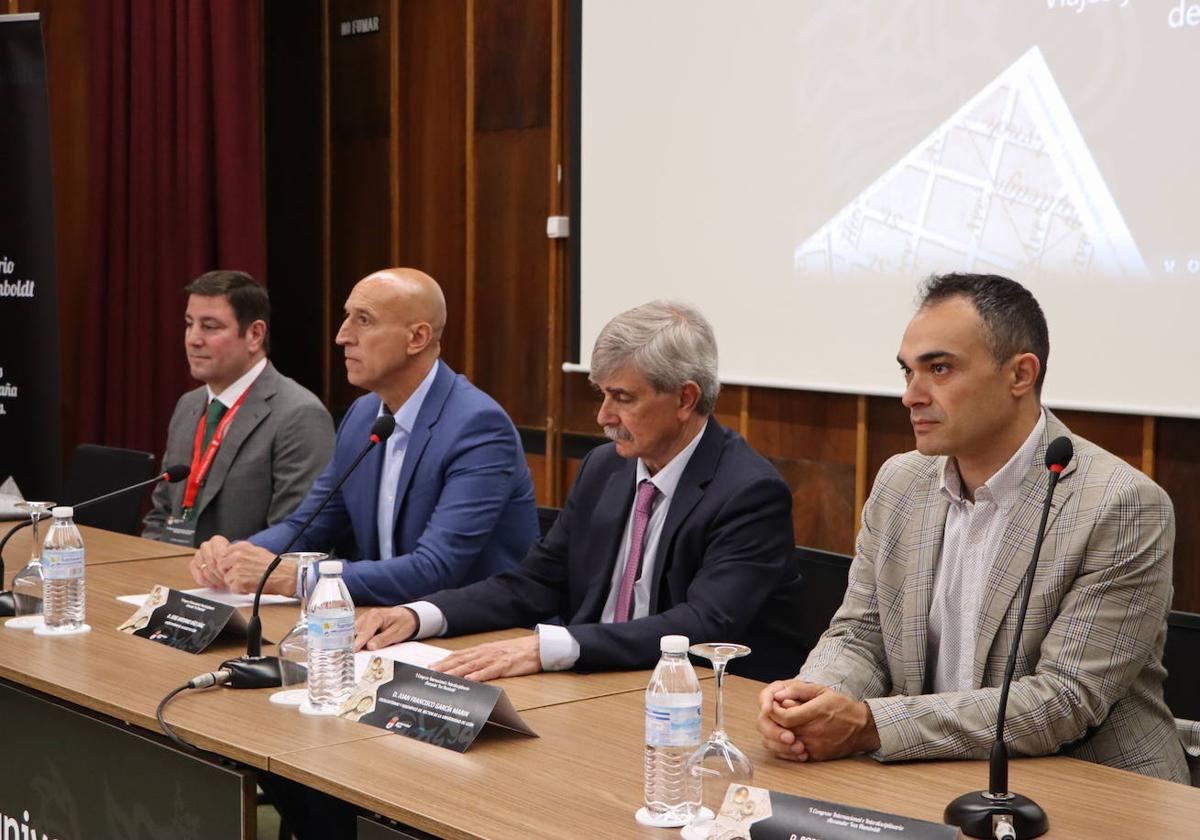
[408,421,709,671]
[376,361,440,560]
[928,409,1045,693]
[206,356,267,408]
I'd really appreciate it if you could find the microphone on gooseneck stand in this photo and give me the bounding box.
[0,464,191,616]
[944,436,1074,840]
[219,413,395,689]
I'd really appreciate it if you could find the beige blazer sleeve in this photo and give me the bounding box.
[800,416,1187,782]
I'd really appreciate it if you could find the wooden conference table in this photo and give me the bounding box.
[0,520,194,587]
[1,530,1199,839]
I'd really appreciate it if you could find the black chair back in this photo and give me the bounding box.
[63,444,158,534]
[794,545,852,654]
[1165,610,1200,721]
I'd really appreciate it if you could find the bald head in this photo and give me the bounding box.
[360,268,447,342]
[336,267,447,407]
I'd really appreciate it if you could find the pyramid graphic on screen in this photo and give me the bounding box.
[794,47,1147,281]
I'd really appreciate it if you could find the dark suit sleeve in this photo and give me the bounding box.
[340,404,531,605]
[568,472,795,671]
[423,447,599,631]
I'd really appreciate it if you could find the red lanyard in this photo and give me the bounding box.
[181,387,253,511]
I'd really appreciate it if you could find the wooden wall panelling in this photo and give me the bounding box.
[1051,408,1144,471]
[321,2,333,404]
[464,0,477,381]
[712,385,743,436]
[865,393,912,493]
[470,0,553,429]
[263,0,325,400]
[1141,416,1156,480]
[746,388,858,553]
[560,371,599,435]
[393,0,467,373]
[525,452,548,503]
[544,0,568,506]
[327,0,394,414]
[854,394,868,532]
[1156,418,1200,613]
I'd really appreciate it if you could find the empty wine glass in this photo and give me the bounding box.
[270,552,326,706]
[681,642,754,840]
[7,501,55,630]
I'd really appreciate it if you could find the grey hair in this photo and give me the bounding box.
[589,300,720,415]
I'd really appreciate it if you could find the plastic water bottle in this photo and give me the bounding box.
[42,506,85,630]
[638,634,702,827]
[305,559,356,713]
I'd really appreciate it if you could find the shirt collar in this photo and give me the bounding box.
[635,419,708,503]
[207,357,267,407]
[939,408,1047,510]
[377,360,441,436]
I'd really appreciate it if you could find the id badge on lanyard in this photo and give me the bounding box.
[162,515,198,547]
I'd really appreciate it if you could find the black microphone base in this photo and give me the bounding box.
[0,590,13,617]
[945,790,1048,838]
[219,655,283,689]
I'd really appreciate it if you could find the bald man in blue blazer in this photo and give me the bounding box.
[191,268,537,605]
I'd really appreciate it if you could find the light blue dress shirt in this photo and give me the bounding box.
[376,361,441,560]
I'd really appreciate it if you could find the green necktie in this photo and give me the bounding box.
[202,399,228,450]
[181,400,229,522]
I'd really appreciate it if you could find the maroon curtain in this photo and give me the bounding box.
[81,0,266,456]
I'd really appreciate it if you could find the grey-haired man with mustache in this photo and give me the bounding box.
[355,300,807,683]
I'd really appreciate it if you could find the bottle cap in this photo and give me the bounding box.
[51,506,74,519]
[318,559,343,575]
[660,635,689,654]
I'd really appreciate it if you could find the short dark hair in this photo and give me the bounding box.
[184,270,270,353]
[917,273,1049,393]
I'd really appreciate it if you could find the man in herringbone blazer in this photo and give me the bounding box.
[758,274,1188,783]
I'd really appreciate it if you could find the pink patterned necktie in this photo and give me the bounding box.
[614,479,661,622]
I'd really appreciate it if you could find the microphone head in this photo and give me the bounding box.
[163,464,191,482]
[369,414,397,443]
[1044,436,1074,473]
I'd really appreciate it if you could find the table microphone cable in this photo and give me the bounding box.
[156,668,232,751]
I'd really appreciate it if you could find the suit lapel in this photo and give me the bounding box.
[389,362,453,531]
[970,413,1078,684]
[647,418,720,608]
[900,465,947,697]
[194,365,276,519]
[340,397,386,561]
[578,463,637,621]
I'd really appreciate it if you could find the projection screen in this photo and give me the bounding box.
[573,0,1200,418]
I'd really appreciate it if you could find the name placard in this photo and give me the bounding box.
[708,784,959,840]
[338,658,536,752]
[117,584,250,654]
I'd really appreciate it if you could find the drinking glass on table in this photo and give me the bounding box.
[682,642,754,839]
[8,501,55,629]
[271,552,326,706]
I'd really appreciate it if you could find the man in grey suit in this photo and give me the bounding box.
[141,271,334,547]
[758,273,1188,783]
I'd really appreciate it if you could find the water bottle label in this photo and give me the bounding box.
[645,703,702,747]
[42,548,84,581]
[308,609,355,651]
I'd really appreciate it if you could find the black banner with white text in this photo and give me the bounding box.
[0,14,61,502]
